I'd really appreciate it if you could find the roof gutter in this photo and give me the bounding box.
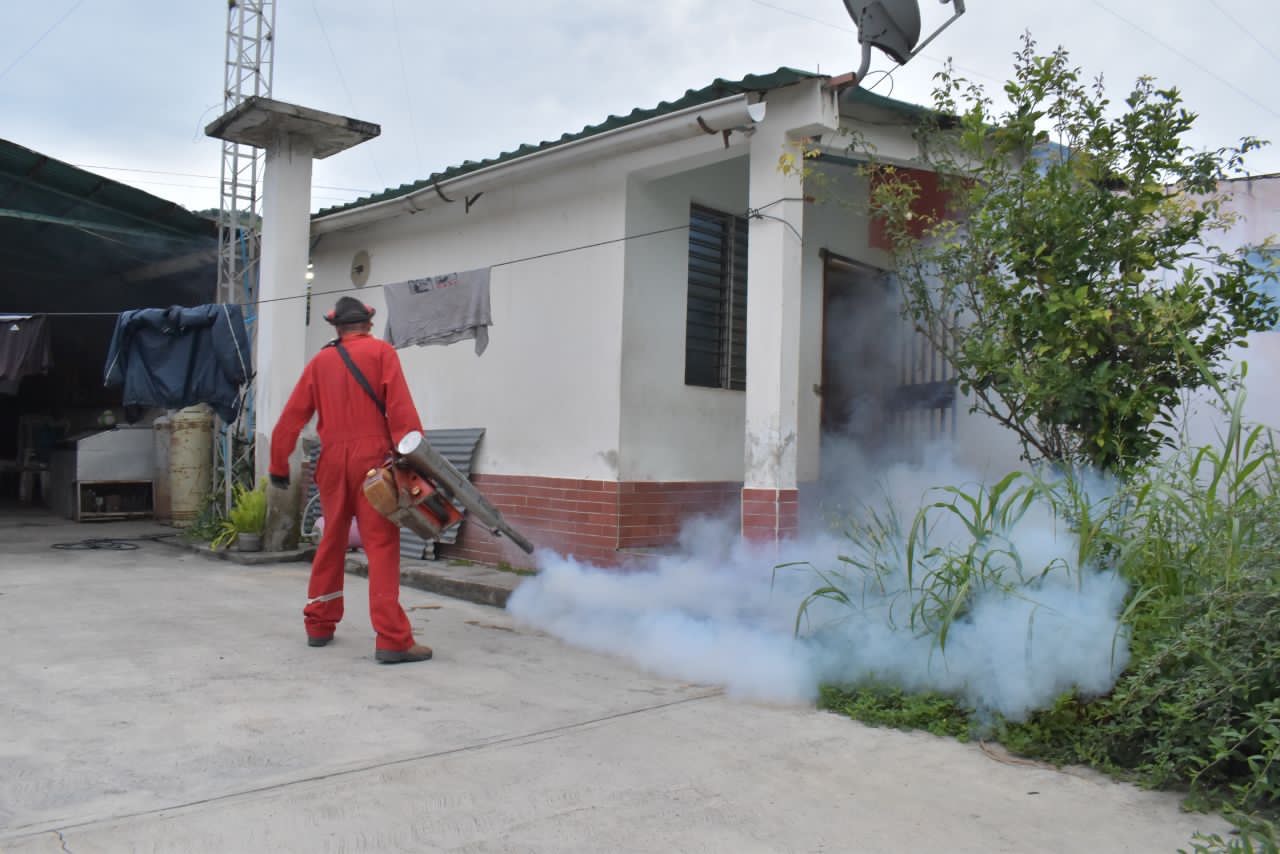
[311,93,768,236]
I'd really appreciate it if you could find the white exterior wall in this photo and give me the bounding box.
[304,79,1036,490]
[619,156,750,482]
[616,117,886,485]
[306,166,628,480]
[1187,176,1280,438]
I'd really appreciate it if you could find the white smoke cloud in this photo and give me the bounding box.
[507,452,1131,721]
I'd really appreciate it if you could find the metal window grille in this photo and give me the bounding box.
[685,204,748,390]
[890,298,957,443]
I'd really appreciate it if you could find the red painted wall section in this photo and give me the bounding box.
[868,166,952,251]
[435,475,741,569]
[617,481,741,548]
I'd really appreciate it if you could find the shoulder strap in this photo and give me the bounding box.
[329,339,386,417]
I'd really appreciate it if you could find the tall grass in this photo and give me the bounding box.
[801,379,1280,814]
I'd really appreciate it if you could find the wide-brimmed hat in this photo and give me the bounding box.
[325,296,375,325]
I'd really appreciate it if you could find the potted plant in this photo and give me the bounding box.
[212,481,268,552]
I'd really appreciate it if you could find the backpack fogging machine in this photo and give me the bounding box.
[362,430,536,555]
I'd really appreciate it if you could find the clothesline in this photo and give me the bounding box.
[2,197,804,318]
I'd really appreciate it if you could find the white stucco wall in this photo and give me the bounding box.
[618,155,750,482]
[616,149,888,484]
[1182,175,1280,441]
[306,165,628,480]
[302,78,1011,489]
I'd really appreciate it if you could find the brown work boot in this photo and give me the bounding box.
[374,643,433,664]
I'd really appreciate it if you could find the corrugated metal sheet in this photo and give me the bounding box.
[304,428,486,560]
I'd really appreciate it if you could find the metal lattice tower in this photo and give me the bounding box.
[215,0,276,509]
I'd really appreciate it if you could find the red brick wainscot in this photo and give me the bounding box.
[435,475,741,569]
[740,487,800,544]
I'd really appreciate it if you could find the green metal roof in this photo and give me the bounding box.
[841,85,939,121]
[315,68,831,219]
[0,137,217,313]
[0,138,217,240]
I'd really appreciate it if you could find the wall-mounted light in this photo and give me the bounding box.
[305,262,315,282]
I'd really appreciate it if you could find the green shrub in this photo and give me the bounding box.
[211,481,268,549]
[807,381,1279,817]
[1181,813,1279,854]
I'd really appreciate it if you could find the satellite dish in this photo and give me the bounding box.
[844,0,921,64]
[843,0,966,82]
[350,250,370,287]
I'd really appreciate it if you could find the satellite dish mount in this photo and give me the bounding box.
[843,0,967,82]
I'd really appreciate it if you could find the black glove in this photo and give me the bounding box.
[269,473,290,489]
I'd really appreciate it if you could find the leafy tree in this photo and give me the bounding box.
[868,34,1277,472]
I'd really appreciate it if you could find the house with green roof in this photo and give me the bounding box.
[302,68,971,567]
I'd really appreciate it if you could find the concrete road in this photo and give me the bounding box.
[1,514,1227,853]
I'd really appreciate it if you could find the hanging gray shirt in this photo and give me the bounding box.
[383,268,492,355]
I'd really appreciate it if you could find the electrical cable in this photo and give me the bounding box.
[742,0,1003,85]
[1205,0,1280,69]
[1088,0,1280,120]
[748,211,803,242]
[0,0,88,84]
[390,0,427,178]
[71,164,374,195]
[861,68,896,98]
[312,0,388,191]
[9,197,809,316]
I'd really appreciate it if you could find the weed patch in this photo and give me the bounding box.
[799,383,1279,828]
[819,684,972,741]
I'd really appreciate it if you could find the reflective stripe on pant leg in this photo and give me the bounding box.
[306,446,353,636]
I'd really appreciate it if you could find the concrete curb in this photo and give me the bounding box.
[345,558,523,609]
[160,537,316,566]
[159,536,519,607]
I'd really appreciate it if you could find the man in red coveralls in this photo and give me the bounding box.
[269,296,434,663]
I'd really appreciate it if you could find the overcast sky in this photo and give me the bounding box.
[4,0,1279,213]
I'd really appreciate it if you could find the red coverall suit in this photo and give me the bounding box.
[269,332,424,651]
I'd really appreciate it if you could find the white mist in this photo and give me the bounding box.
[506,451,1130,721]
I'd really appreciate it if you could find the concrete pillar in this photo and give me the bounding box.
[256,134,314,551]
[742,126,803,543]
[205,99,380,553]
[740,83,837,544]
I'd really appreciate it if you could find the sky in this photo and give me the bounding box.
[3,0,1279,214]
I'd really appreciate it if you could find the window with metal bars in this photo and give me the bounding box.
[685,204,748,390]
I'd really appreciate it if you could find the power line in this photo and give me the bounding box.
[13,198,801,316]
[0,0,88,83]
[1089,0,1280,121]
[114,179,353,205]
[72,163,374,194]
[312,0,388,190]
[1205,0,1280,70]
[746,0,855,34]
[390,0,426,177]
[743,0,1004,85]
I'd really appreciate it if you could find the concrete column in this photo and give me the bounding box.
[740,84,836,544]
[256,134,314,551]
[205,99,380,553]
